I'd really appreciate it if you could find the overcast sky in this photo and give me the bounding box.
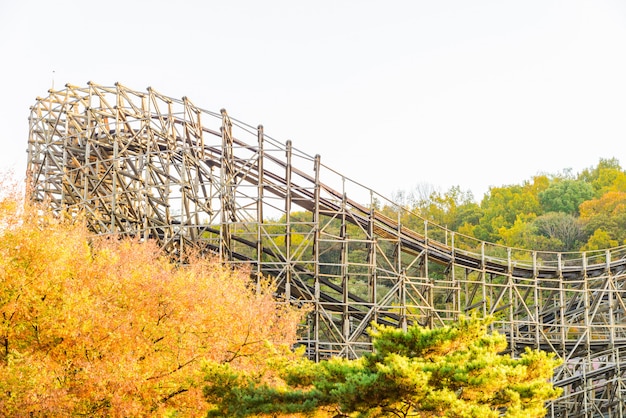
[1,0,625,201]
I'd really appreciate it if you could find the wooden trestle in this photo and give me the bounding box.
[27,82,626,417]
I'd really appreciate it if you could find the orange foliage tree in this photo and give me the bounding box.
[0,179,304,417]
[579,190,626,248]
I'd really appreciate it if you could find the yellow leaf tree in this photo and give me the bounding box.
[0,179,304,417]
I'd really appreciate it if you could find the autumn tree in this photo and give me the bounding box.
[0,181,304,417]
[203,316,562,418]
[472,177,548,243]
[419,186,481,232]
[578,157,626,197]
[579,190,626,248]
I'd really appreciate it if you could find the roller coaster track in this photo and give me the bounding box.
[26,82,626,417]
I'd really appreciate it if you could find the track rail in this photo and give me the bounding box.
[26,82,626,417]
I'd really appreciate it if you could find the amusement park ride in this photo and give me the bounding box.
[27,82,626,417]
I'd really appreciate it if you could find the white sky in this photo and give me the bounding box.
[1,0,625,201]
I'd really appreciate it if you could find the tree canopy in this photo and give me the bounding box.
[0,182,304,416]
[389,157,626,251]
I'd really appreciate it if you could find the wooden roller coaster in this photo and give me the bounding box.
[27,82,626,417]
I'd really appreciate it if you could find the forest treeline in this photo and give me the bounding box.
[383,157,626,252]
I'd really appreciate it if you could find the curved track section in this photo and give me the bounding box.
[27,83,626,417]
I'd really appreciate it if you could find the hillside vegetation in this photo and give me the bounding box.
[386,157,626,252]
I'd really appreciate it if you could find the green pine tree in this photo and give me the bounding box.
[203,316,562,417]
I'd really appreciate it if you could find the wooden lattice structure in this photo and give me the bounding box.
[27,82,626,417]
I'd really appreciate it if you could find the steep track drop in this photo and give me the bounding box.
[27,83,626,417]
